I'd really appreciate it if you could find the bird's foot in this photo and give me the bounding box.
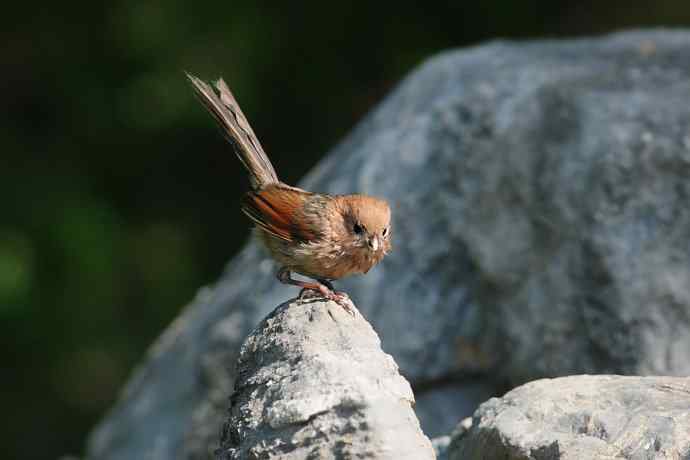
[297,286,356,316]
[328,290,356,316]
[298,288,321,300]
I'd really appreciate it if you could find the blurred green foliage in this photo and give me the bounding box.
[2,1,690,459]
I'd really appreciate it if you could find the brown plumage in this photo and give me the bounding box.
[187,73,391,312]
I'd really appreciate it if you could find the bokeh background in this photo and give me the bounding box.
[3,2,690,459]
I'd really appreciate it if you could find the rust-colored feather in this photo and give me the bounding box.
[241,185,316,242]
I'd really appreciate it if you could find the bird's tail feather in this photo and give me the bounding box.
[187,73,279,189]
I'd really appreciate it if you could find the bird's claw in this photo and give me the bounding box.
[298,288,321,301]
[327,291,356,316]
[297,287,356,316]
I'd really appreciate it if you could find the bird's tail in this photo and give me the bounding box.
[187,73,279,189]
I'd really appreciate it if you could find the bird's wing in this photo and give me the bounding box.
[241,185,317,242]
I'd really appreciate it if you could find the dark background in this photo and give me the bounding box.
[2,2,689,459]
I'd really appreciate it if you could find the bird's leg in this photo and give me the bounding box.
[277,267,331,298]
[317,278,335,291]
[276,268,355,315]
[318,278,352,300]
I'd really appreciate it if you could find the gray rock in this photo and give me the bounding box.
[87,30,690,459]
[448,375,690,460]
[431,436,451,460]
[218,298,434,459]
[433,418,472,460]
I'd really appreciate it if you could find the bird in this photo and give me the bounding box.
[187,73,391,313]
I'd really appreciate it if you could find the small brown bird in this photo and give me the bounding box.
[187,74,391,312]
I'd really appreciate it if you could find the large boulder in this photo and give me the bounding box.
[219,298,434,459]
[87,30,690,459]
[448,375,690,459]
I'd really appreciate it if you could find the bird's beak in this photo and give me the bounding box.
[368,236,379,252]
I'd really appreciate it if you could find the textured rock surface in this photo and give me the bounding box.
[88,30,690,459]
[218,298,434,459]
[449,375,690,460]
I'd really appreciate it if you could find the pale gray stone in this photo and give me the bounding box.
[218,299,434,459]
[448,375,690,459]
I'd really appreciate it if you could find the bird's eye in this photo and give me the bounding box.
[353,223,364,235]
[382,227,389,237]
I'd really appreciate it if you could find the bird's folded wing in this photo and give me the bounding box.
[241,185,316,242]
